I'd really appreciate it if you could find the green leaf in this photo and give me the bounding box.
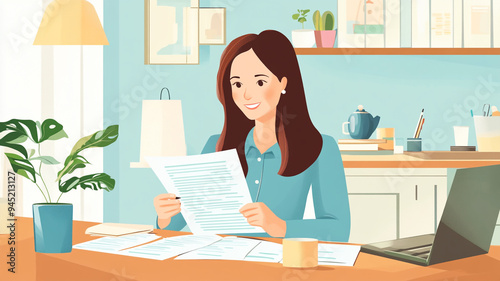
[56,155,90,182]
[39,119,66,142]
[59,173,115,193]
[292,13,300,20]
[29,149,35,158]
[30,156,60,165]
[0,140,28,158]
[5,153,36,182]
[0,119,40,143]
[47,129,68,141]
[8,135,28,144]
[298,17,307,23]
[303,9,310,13]
[69,125,119,156]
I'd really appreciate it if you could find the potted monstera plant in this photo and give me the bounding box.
[0,119,118,253]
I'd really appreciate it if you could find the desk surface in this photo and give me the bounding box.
[342,151,500,168]
[2,217,500,281]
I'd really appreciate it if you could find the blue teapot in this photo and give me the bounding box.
[342,105,381,139]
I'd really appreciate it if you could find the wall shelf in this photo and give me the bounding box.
[295,48,500,56]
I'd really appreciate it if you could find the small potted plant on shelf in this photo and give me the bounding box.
[313,10,337,48]
[0,119,118,253]
[291,9,315,48]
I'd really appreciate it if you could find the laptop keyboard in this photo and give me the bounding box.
[384,244,433,259]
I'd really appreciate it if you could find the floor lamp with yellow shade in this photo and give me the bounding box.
[33,0,108,220]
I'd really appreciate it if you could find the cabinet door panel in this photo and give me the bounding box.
[398,179,435,238]
[348,194,398,244]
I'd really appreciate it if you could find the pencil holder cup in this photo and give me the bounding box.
[407,138,422,152]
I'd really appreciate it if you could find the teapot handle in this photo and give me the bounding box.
[342,122,350,135]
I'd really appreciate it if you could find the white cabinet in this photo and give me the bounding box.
[345,168,447,244]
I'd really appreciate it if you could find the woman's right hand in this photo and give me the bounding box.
[154,193,181,229]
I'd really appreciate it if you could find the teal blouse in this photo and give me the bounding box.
[156,127,351,242]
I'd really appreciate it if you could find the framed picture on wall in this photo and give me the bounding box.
[144,0,199,65]
[199,7,226,45]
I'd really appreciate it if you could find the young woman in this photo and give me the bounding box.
[154,30,350,242]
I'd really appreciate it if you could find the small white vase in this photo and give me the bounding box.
[291,29,316,48]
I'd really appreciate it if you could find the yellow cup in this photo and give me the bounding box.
[282,238,318,268]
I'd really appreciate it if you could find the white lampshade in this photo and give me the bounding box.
[130,100,187,168]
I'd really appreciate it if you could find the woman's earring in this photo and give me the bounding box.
[281,89,286,95]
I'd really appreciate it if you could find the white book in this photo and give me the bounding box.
[338,144,379,151]
[365,0,385,48]
[386,0,401,47]
[338,0,366,47]
[431,0,454,47]
[401,0,413,47]
[463,0,491,48]
[412,0,431,47]
[453,0,463,47]
[493,0,500,47]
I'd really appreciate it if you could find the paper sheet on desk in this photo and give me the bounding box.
[244,240,283,263]
[317,243,361,266]
[118,234,222,260]
[72,233,161,253]
[175,236,261,260]
[146,149,264,235]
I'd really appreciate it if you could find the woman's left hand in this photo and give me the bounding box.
[239,202,286,237]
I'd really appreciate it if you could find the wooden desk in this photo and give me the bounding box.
[2,217,500,281]
[342,151,500,168]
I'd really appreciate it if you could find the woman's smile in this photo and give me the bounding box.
[244,102,261,110]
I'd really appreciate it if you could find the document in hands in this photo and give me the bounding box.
[146,149,264,234]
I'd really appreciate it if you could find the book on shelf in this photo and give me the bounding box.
[431,0,454,48]
[386,0,401,48]
[493,0,500,47]
[400,0,413,47]
[454,0,463,47]
[412,0,430,47]
[463,0,491,48]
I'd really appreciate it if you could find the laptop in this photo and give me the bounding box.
[361,164,500,266]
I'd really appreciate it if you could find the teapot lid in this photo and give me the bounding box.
[355,105,368,113]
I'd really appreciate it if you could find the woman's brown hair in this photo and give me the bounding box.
[216,30,323,177]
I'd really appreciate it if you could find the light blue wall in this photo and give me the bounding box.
[103,0,500,224]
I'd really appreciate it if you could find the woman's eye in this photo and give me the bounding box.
[257,80,266,86]
[232,82,242,88]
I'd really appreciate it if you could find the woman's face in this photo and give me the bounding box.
[230,49,287,121]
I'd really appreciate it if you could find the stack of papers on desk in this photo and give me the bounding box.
[85,223,154,236]
[74,234,359,266]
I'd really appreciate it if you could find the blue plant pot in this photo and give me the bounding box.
[32,203,73,253]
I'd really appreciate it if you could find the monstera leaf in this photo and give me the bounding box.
[39,119,68,142]
[57,125,118,181]
[59,173,115,193]
[56,155,90,182]
[69,125,118,156]
[4,153,36,182]
[0,119,67,144]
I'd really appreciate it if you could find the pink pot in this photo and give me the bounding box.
[314,30,337,48]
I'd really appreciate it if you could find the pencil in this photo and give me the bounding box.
[413,109,424,138]
[416,118,425,138]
